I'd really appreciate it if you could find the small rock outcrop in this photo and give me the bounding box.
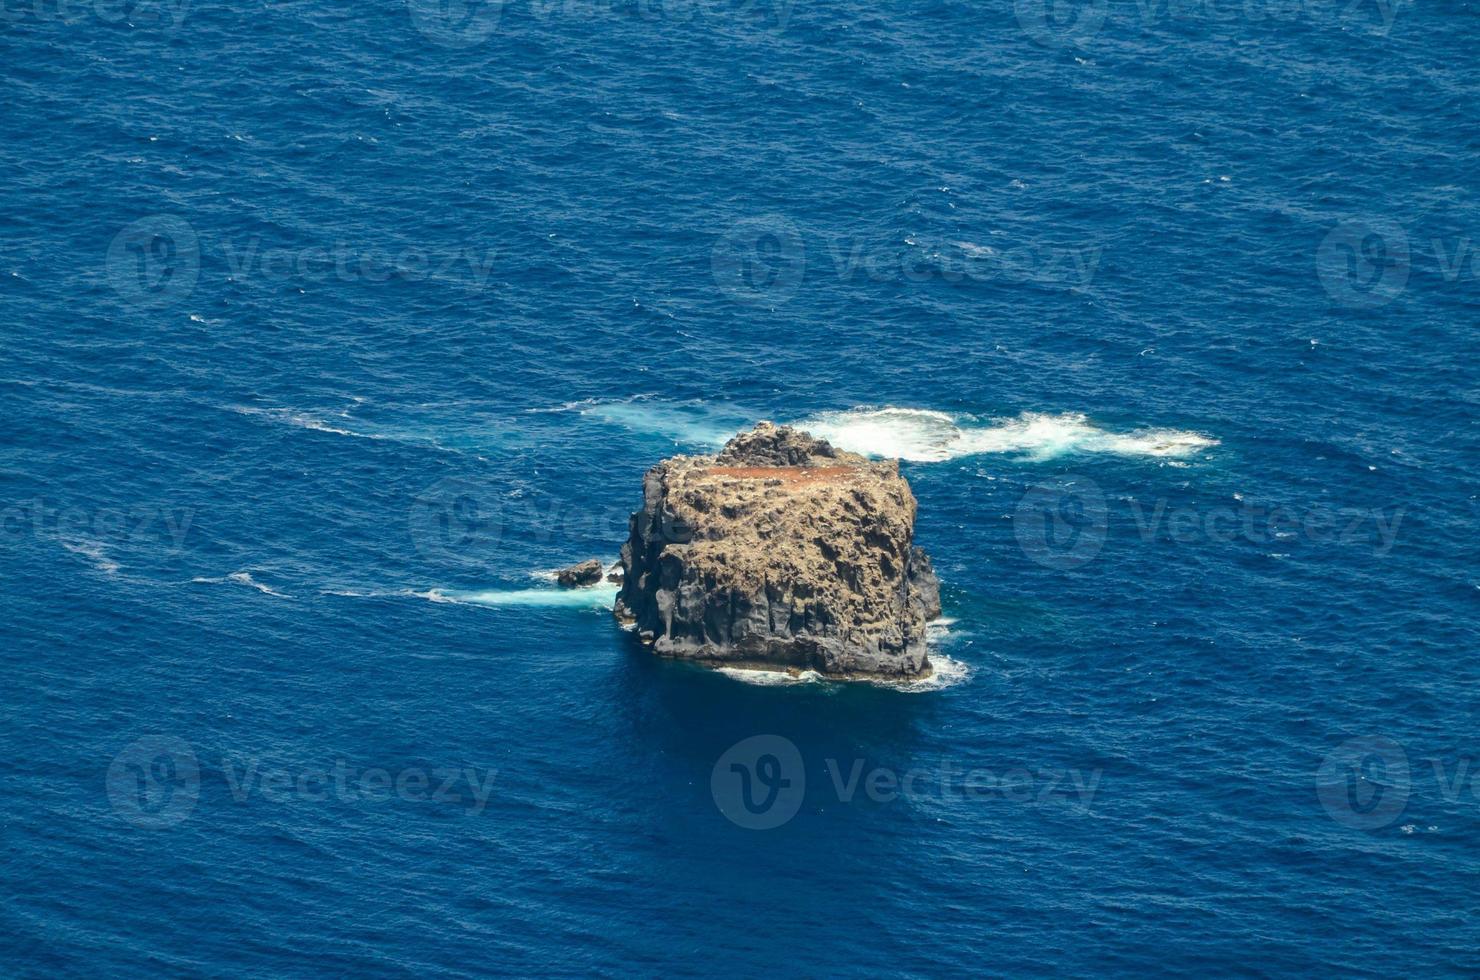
[556,559,605,588]
[614,422,940,679]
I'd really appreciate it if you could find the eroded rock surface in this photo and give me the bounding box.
[556,559,604,587]
[614,422,940,679]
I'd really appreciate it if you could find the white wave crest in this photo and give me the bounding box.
[792,407,1218,462]
[715,667,826,686]
[889,654,971,692]
[229,405,384,441]
[61,539,120,576]
[576,398,749,448]
[713,653,970,692]
[432,585,620,609]
[192,571,292,598]
[321,584,618,608]
[226,404,468,455]
[571,400,1216,463]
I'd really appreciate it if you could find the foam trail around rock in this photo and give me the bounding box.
[572,401,1217,462]
[793,407,1218,461]
[436,585,620,608]
[577,399,747,448]
[713,654,970,692]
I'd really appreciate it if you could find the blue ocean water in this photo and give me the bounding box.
[3,0,1478,974]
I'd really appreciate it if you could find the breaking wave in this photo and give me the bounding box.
[568,400,1217,463]
[891,653,971,692]
[60,539,120,576]
[225,404,473,455]
[715,667,826,686]
[321,582,620,609]
[229,405,390,442]
[425,585,620,609]
[792,407,1218,462]
[572,397,751,448]
[192,571,293,598]
[714,654,970,692]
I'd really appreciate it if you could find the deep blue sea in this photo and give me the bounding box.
[3,0,1477,974]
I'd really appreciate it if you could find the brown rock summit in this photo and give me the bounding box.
[614,421,940,679]
[555,559,604,588]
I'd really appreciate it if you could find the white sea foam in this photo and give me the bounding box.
[229,405,386,441]
[926,617,957,645]
[433,585,620,609]
[571,400,1216,463]
[713,654,970,692]
[714,618,969,692]
[192,571,292,598]
[791,407,1218,462]
[61,539,120,576]
[888,654,971,692]
[322,584,617,608]
[483,564,620,586]
[407,589,461,604]
[227,404,471,455]
[322,587,458,604]
[334,573,965,689]
[715,667,826,686]
[572,397,753,448]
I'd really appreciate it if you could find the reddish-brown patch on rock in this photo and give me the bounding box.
[614,421,940,679]
[700,465,858,486]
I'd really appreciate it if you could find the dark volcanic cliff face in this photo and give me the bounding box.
[614,422,940,678]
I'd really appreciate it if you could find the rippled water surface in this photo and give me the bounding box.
[3,0,1477,975]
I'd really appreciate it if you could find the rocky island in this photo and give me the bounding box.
[612,422,940,680]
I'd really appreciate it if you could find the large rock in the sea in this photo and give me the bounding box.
[614,422,940,679]
[556,559,604,587]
